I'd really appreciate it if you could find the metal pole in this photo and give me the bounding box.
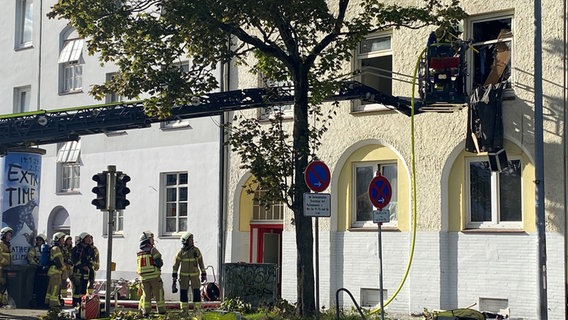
[105,165,117,317]
[378,223,384,320]
[533,2,548,319]
[315,216,320,318]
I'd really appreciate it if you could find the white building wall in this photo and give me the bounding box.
[0,0,223,302]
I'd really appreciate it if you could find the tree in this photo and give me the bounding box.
[49,0,465,316]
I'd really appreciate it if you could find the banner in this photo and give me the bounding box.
[1,150,43,265]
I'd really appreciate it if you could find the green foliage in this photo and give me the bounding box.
[38,307,75,320]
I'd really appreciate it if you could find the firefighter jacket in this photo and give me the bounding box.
[0,240,11,270]
[71,243,95,276]
[172,245,205,278]
[91,245,100,271]
[137,245,163,281]
[27,245,41,266]
[47,245,65,276]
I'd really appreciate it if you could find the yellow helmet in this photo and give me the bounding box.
[36,234,47,242]
[0,227,13,239]
[78,232,91,242]
[180,232,193,244]
[140,231,154,245]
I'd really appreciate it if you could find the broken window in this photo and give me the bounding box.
[470,15,513,89]
[354,33,393,112]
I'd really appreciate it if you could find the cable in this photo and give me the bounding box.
[370,46,427,315]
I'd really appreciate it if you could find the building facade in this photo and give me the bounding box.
[224,1,567,319]
[0,0,223,301]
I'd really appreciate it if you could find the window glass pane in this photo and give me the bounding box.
[179,173,188,184]
[166,218,176,232]
[360,36,391,54]
[355,165,374,221]
[471,17,512,88]
[166,174,177,186]
[499,160,522,221]
[382,164,397,220]
[23,1,33,43]
[179,187,188,201]
[469,161,492,222]
[178,218,187,232]
[166,203,176,216]
[178,203,187,216]
[166,188,177,201]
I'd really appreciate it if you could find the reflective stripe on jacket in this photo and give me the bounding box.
[47,246,64,276]
[172,246,205,277]
[137,246,161,280]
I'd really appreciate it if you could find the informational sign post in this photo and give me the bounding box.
[368,173,392,320]
[303,193,331,217]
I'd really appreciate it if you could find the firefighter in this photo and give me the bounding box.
[87,238,99,294]
[60,235,73,298]
[172,232,207,310]
[71,232,95,308]
[0,227,13,306]
[28,234,49,308]
[137,231,166,316]
[45,232,65,308]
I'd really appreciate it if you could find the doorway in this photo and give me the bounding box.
[250,224,282,295]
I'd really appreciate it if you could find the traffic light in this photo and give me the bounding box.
[92,171,108,210]
[115,172,131,210]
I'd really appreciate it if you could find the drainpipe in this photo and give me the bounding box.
[564,0,568,316]
[36,0,43,110]
[533,1,548,319]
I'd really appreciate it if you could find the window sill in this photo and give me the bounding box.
[15,44,34,51]
[348,226,400,232]
[56,190,81,195]
[60,89,83,95]
[462,228,526,234]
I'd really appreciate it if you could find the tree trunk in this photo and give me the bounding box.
[292,67,316,317]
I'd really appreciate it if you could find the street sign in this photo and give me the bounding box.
[303,193,331,217]
[373,209,390,223]
[368,174,392,210]
[304,160,331,192]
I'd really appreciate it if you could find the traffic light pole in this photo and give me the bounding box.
[105,165,116,317]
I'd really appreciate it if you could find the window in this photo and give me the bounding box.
[354,33,392,112]
[258,77,294,120]
[15,0,33,49]
[161,62,192,129]
[105,73,124,104]
[466,158,522,228]
[13,86,32,113]
[103,210,124,235]
[56,141,81,192]
[59,38,84,93]
[469,15,513,89]
[252,187,284,221]
[353,162,397,227]
[163,172,188,233]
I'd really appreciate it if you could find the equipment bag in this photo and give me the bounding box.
[39,244,51,267]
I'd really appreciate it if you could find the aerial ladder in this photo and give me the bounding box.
[0,29,470,153]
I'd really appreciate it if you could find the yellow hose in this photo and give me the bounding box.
[370,46,427,314]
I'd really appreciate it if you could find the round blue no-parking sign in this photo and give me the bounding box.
[304,160,331,192]
[368,174,392,210]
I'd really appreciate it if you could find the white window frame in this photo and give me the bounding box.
[258,76,294,120]
[59,38,84,93]
[103,210,124,236]
[56,141,81,193]
[352,161,398,228]
[252,187,285,222]
[353,32,393,112]
[15,0,33,49]
[161,61,192,129]
[465,157,522,229]
[162,172,189,234]
[467,13,513,91]
[13,86,32,113]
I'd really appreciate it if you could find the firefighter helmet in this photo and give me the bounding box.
[53,232,66,242]
[140,231,154,245]
[78,232,91,242]
[0,227,13,239]
[180,232,193,244]
[36,234,47,243]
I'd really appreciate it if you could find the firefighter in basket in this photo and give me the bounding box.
[172,232,207,310]
[137,231,166,316]
[0,227,13,306]
[45,232,66,308]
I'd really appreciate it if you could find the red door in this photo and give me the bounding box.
[250,224,282,295]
